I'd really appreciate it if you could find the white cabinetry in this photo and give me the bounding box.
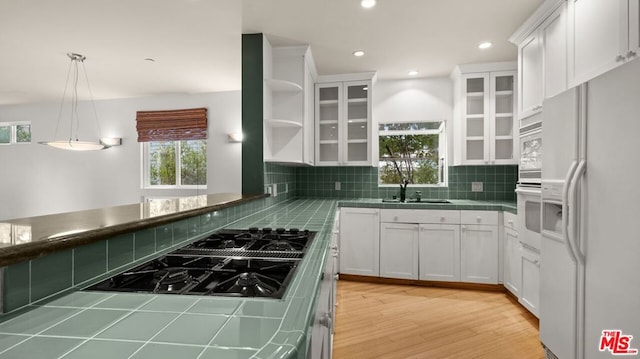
[380,209,463,282]
[568,0,640,86]
[460,211,499,284]
[519,245,540,318]
[451,63,517,165]
[339,207,379,276]
[308,213,339,359]
[503,212,521,297]
[379,223,419,279]
[510,1,568,119]
[419,224,461,282]
[518,32,543,118]
[315,74,375,166]
[543,3,568,99]
[263,42,316,165]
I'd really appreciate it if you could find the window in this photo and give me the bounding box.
[378,121,446,186]
[0,122,31,144]
[144,140,207,188]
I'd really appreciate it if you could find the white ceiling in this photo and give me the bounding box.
[0,0,543,105]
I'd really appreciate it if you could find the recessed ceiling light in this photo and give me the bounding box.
[408,70,419,76]
[478,42,492,49]
[361,0,376,8]
[353,50,365,57]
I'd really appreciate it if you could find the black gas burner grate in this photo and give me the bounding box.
[85,227,316,298]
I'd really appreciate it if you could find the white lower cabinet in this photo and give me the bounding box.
[460,211,499,284]
[380,223,419,279]
[419,224,461,281]
[503,226,521,297]
[519,245,540,318]
[309,213,339,359]
[339,208,379,276]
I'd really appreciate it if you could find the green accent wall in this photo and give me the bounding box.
[241,33,264,195]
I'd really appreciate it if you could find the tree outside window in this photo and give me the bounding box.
[378,122,446,186]
[147,140,206,187]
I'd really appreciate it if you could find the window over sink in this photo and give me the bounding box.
[378,121,446,186]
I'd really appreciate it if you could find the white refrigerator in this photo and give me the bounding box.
[540,58,640,358]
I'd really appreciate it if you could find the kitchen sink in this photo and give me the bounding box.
[382,199,450,204]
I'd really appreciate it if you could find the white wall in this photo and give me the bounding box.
[373,76,454,164]
[0,91,241,221]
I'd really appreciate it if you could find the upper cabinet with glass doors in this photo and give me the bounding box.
[451,63,518,165]
[315,75,375,166]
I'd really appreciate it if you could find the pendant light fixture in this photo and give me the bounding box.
[39,53,108,151]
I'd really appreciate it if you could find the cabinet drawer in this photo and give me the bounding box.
[503,212,518,231]
[380,209,460,224]
[460,211,499,225]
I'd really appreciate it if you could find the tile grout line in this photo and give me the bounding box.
[53,294,158,359]
[194,300,246,359]
[125,297,205,359]
[0,293,118,357]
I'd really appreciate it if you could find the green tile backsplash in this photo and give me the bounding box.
[296,165,517,201]
[73,240,107,285]
[30,250,73,302]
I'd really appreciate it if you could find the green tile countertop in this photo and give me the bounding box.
[338,198,517,214]
[0,199,337,359]
[0,193,267,267]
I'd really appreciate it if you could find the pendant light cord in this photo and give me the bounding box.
[51,54,103,143]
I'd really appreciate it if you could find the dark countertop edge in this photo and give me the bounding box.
[0,193,268,268]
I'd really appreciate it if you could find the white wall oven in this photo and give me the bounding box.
[519,121,542,185]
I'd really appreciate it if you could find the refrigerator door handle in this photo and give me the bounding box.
[562,160,579,263]
[567,160,586,265]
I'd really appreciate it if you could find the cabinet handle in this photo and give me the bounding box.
[440,216,446,222]
[534,259,540,266]
[461,225,466,231]
[476,216,482,223]
[616,55,626,62]
[334,274,339,280]
[394,216,399,221]
[508,220,514,226]
[627,51,637,59]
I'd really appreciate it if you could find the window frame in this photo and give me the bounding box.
[0,121,31,145]
[378,121,447,187]
[142,140,208,190]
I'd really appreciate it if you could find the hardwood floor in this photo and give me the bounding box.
[333,280,544,359]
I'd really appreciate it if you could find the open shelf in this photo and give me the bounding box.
[347,119,367,124]
[264,78,303,92]
[466,114,485,119]
[495,90,514,96]
[466,92,484,97]
[495,113,514,118]
[319,140,339,144]
[347,139,368,144]
[319,120,339,125]
[264,119,303,128]
[319,100,339,106]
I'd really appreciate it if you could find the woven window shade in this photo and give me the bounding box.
[136,107,207,142]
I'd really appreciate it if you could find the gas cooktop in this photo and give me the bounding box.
[86,227,316,299]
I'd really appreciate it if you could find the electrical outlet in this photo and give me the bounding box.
[471,182,483,192]
[335,182,341,191]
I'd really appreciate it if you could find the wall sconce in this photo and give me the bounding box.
[227,133,243,143]
[100,137,122,147]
